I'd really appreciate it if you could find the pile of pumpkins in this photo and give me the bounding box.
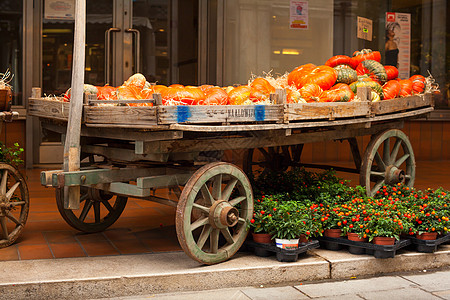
[63,48,426,106]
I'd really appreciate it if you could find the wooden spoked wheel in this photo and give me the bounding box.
[56,187,127,233]
[0,163,29,248]
[243,145,303,180]
[176,162,253,265]
[360,129,415,197]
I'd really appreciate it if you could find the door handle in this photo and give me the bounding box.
[126,29,141,73]
[105,27,121,84]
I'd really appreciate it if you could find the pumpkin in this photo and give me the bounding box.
[350,49,381,69]
[410,75,426,94]
[299,83,323,102]
[228,85,251,105]
[349,80,384,100]
[356,60,387,84]
[199,87,229,105]
[325,55,352,68]
[96,85,117,100]
[161,86,205,105]
[370,90,381,102]
[140,84,167,105]
[299,65,337,91]
[250,77,275,102]
[123,73,146,90]
[383,80,401,100]
[384,66,399,81]
[398,79,413,97]
[287,63,317,89]
[286,88,305,103]
[117,85,142,102]
[200,84,214,93]
[320,83,354,102]
[334,65,358,84]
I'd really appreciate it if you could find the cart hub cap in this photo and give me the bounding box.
[386,165,405,185]
[209,200,239,229]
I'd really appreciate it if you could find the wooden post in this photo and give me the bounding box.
[63,0,86,210]
[31,87,42,98]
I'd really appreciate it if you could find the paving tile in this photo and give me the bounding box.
[103,228,135,241]
[433,289,450,300]
[143,238,181,252]
[18,244,54,260]
[360,286,440,300]
[242,286,308,300]
[50,243,86,258]
[0,245,19,261]
[14,230,47,245]
[294,276,415,298]
[109,239,150,255]
[402,270,450,292]
[106,288,251,300]
[79,240,120,257]
[43,230,78,244]
[75,232,107,242]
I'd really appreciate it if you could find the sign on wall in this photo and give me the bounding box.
[357,17,373,41]
[44,0,75,20]
[385,12,411,79]
[290,1,309,30]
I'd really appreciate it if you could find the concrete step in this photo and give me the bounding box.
[0,245,449,299]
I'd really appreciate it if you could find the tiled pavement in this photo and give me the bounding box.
[1,160,449,262]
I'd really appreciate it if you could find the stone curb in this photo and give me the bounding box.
[0,245,449,299]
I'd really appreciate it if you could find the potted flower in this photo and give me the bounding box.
[269,200,305,249]
[411,188,450,240]
[248,195,279,244]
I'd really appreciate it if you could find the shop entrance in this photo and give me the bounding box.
[37,0,199,164]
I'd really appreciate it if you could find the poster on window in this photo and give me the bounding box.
[290,1,308,30]
[44,0,75,20]
[385,12,410,79]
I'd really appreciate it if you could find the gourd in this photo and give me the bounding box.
[325,55,352,68]
[384,66,399,81]
[356,60,388,84]
[334,65,357,85]
[349,80,384,100]
[398,79,413,97]
[350,49,381,69]
[382,80,401,100]
[299,83,323,102]
[320,83,354,102]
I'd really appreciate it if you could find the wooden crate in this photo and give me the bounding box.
[28,98,70,121]
[84,105,158,126]
[371,93,433,115]
[157,104,283,124]
[285,101,371,122]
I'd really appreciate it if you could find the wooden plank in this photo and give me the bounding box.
[371,93,433,115]
[408,121,421,160]
[419,121,432,161]
[443,122,450,160]
[430,121,443,160]
[84,106,158,125]
[286,102,370,121]
[64,0,86,210]
[158,104,283,124]
[28,98,70,121]
[143,122,403,155]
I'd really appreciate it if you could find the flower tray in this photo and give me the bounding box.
[317,236,411,259]
[406,234,450,253]
[245,240,320,262]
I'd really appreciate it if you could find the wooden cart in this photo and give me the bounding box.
[29,88,433,264]
[0,110,29,248]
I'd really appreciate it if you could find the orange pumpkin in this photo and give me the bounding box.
[300,66,337,91]
[325,55,352,68]
[287,63,317,89]
[161,86,205,105]
[299,83,323,103]
[410,75,426,94]
[96,85,117,100]
[384,66,399,81]
[398,79,413,97]
[383,80,401,100]
[199,87,229,105]
[320,83,354,102]
[228,85,251,105]
[286,87,302,103]
[117,85,142,100]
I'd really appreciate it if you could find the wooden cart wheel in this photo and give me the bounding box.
[176,162,253,264]
[243,145,303,179]
[56,187,127,233]
[360,129,415,197]
[0,163,29,248]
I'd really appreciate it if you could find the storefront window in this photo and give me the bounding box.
[223,0,333,85]
[0,0,23,106]
[334,0,449,109]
